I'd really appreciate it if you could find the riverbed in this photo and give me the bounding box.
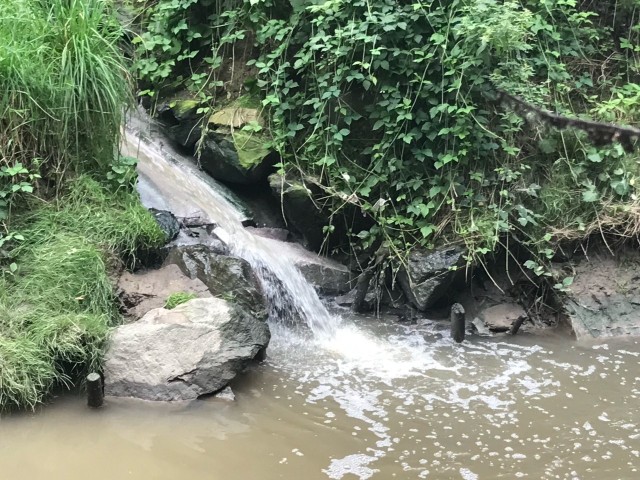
[1,316,638,480]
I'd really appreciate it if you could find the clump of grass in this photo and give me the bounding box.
[15,176,166,259]
[0,335,58,410]
[164,292,198,310]
[0,0,130,177]
[0,180,165,411]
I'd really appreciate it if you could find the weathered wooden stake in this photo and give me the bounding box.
[450,303,466,343]
[509,314,528,336]
[86,372,104,408]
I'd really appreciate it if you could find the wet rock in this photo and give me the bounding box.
[164,245,268,320]
[149,208,180,241]
[335,288,378,311]
[245,226,291,242]
[103,298,270,401]
[478,303,527,333]
[214,386,236,402]
[398,246,465,311]
[562,247,640,339]
[471,317,492,336]
[168,225,229,256]
[267,239,352,295]
[268,173,328,251]
[199,107,274,185]
[117,264,211,320]
[157,98,202,149]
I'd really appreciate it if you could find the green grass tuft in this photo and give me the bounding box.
[0,0,130,176]
[164,292,198,310]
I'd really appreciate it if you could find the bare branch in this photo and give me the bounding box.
[493,88,640,153]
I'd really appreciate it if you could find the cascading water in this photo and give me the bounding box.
[122,108,341,338]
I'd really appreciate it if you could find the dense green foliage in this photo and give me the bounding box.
[0,0,164,410]
[133,0,640,280]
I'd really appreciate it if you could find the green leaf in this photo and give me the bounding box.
[582,189,599,202]
[587,152,602,163]
[420,225,434,238]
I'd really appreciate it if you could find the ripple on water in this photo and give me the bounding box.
[265,320,640,480]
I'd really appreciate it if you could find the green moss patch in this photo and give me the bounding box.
[233,132,270,169]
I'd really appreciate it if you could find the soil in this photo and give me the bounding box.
[117,264,212,321]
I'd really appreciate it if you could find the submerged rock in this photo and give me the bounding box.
[164,245,268,320]
[398,246,465,311]
[264,238,352,295]
[103,298,270,402]
[477,303,527,333]
[562,247,640,339]
[213,386,236,402]
[245,226,291,242]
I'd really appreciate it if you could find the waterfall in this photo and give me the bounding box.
[122,109,341,338]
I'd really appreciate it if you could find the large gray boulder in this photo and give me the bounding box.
[398,246,465,311]
[562,248,640,339]
[104,298,270,401]
[164,245,268,320]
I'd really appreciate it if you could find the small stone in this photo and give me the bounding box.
[480,303,526,333]
[214,386,236,402]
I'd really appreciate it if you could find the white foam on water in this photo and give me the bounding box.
[459,467,479,479]
[323,454,380,480]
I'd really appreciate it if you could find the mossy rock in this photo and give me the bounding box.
[157,97,203,149]
[199,129,274,185]
[209,107,261,129]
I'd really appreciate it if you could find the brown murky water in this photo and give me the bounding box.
[1,318,639,480]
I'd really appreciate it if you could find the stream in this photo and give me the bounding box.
[1,111,638,479]
[0,320,638,479]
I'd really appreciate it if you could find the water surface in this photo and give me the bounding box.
[1,318,638,480]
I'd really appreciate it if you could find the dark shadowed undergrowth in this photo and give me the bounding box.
[0,177,164,411]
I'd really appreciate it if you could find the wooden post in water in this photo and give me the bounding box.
[87,372,104,408]
[509,314,528,336]
[450,303,466,343]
